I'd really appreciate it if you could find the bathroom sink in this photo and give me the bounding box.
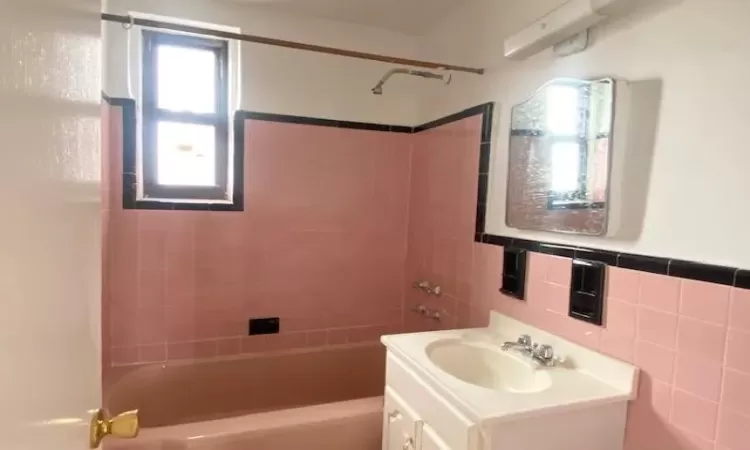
[425,339,552,394]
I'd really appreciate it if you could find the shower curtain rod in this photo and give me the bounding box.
[101,13,485,75]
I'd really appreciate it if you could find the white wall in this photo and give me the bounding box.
[416,0,750,269]
[104,0,422,125]
[0,0,102,447]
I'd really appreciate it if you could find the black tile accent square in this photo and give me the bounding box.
[668,259,735,286]
[569,259,606,326]
[501,248,527,300]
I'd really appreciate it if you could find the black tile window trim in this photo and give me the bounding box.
[479,233,747,289]
[106,94,494,220]
[103,94,244,211]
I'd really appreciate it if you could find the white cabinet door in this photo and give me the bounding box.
[383,387,423,450]
[422,423,452,450]
[0,1,102,449]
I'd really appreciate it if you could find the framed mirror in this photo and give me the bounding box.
[506,77,615,236]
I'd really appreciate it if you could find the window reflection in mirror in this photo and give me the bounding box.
[506,78,615,236]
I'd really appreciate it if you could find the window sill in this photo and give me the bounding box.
[125,198,243,211]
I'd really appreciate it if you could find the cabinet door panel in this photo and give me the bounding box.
[383,387,422,450]
[423,423,452,450]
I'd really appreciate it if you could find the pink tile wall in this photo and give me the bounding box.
[104,106,411,366]
[402,115,482,332]
[400,110,750,450]
[469,245,750,450]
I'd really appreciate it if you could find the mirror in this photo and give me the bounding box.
[506,78,615,236]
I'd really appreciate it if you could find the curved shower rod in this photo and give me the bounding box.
[101,13,485,75]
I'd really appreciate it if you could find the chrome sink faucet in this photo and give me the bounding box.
[501,334,533,352]
[502,334,559,367]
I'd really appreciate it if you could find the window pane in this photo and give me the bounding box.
[157,122,216,186]
[157,45,216,113]
[550,142,580,193]
[546,85,580,136]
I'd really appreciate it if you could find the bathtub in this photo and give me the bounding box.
[104,343,386,450]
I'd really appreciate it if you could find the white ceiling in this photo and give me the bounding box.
[226,0,464,35]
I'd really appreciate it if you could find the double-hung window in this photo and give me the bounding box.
[141,30,231,201]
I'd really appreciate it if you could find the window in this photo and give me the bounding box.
[142,30,230,201]
[550,142,581,193]
[543,83,596,210]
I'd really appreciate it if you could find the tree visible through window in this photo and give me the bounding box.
[142,30,230,201]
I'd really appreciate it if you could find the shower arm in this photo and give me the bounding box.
[372,68,452,95]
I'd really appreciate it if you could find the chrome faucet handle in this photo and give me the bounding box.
[532,344,559,367]
[535,344,554,360]
[518,334,532,347]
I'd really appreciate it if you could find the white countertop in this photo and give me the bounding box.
[381,312,638,425]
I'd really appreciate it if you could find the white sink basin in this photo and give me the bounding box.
[426,339,552,394]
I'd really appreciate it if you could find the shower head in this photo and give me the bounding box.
[371,68,451,96]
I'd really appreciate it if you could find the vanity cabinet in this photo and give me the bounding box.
[383,387,421,450]
[383,353,479,450]
[381,315,637,450]
[421,424,451,450]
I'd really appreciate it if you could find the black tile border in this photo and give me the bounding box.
[106,95,746,290]
[105,95,494,217]
[479,233,747,289]
[234,111,414,133]
[414,103,488,132]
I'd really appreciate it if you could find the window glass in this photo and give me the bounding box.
[156,121,216,186]
[550,142,580,193]
[157,45,217,114]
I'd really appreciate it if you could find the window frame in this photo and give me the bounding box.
[141,30,230,201]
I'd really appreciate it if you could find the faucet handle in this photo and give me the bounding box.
[518,334,532,347]
[535,344,555,362]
